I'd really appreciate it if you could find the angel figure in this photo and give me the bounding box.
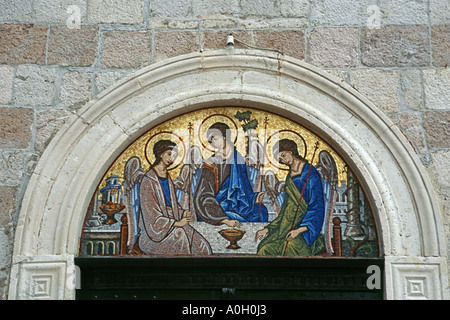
[193,122,268,227]
[123,140,212,256]
[256,139,337,256]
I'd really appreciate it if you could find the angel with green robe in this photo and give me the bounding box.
[255,139,326,256]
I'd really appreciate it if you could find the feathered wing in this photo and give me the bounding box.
[246,139,265,191]
[123,156,145,253]
[315,151,338,255]
[174,146,203,215]
[263,170,285,216]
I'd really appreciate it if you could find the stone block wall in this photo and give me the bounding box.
[0,0,448,299]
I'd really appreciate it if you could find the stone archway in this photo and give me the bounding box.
[8,49,448,300]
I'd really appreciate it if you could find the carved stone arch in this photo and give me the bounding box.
[9,49,448,300]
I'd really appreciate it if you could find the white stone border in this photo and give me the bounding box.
[386,256,448,300]
[9,49,448,300]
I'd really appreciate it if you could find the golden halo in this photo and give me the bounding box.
[198,113,239,152]
[144,131,186,170]
[266,130,307,171]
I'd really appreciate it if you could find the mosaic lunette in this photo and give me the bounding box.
[79,107,379,258]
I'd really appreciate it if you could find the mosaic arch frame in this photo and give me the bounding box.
[9,49,448,300]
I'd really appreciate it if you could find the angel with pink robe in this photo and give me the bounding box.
[137,140,212,255]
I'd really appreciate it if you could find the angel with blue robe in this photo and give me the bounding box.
[193,122,268,227]
[255,139,327,256]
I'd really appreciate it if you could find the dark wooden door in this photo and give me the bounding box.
[75,257,384,300]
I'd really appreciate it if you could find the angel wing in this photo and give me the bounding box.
[245,139,265,191]
[315,150,338,255]
[174,145,203,214]
[263,170,285,216]
[123,156,145,254]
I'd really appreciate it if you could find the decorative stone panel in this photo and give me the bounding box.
[386,257,448,300]
[10,256,75,300]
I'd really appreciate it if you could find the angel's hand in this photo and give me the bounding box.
[255,228,269,241]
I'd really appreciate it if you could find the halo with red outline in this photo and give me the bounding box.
[265,130,307,171]
[144,131,186,170]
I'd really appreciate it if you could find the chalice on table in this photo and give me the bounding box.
[219,228,246,250]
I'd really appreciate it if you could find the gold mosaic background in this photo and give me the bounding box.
[99,107,347,190]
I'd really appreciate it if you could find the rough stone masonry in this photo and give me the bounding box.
[0,0,449,299]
